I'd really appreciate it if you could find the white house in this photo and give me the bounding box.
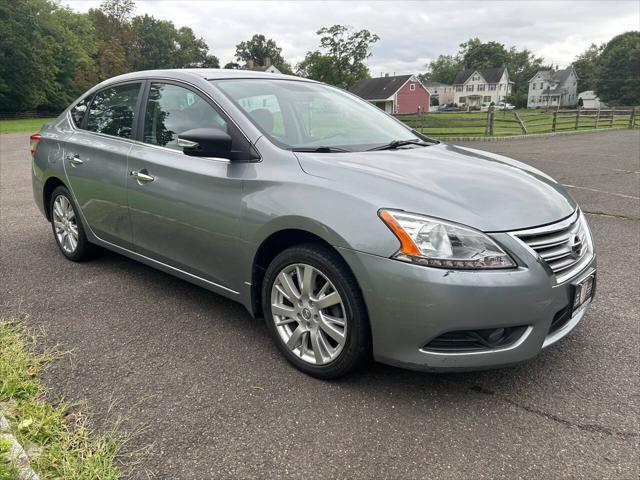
[527,67,578,108]
[578,90,604,109]
[423,81,454,106]
[452,67,513,107]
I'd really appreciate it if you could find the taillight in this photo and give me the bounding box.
[30,133,41,158]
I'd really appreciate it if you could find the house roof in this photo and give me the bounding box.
[349,75,414,100]
[578,90,598,100]
[530,67,576,84]
[454,67,507,84]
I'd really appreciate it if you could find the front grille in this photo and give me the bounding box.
[511,210,594,283]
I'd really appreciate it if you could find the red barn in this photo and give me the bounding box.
[349,74,430,114]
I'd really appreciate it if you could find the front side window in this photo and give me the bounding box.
[409,83,416,91]
[214,79,421,151]
[143,83,228,150]
[86,83,141,138]
[70,96,92,127]
[478,84,485,91]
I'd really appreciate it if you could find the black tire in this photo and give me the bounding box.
[262,243,371,379]
[49,185,97,262]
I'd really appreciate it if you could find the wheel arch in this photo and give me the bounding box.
[42,176,68,221]
[250,228,365,320]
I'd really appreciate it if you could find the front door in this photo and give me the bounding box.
[63,82,142,248]
[127,82,247,292]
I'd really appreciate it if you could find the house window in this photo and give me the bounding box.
[540,82,543,89]
[532,83,536,90]
[483,96,491,102]
[488,84,496,91]
[455,85,463,92]
[530,97,534,103]
[409,83,416,91]
[466,85,474,92]
[478,84,485,91]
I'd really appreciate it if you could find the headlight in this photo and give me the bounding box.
[378,209,516,269]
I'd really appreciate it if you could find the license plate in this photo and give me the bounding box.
[572,273,595,313]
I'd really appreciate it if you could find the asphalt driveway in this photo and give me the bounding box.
[1,129,638,479]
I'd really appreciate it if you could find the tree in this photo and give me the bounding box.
[595,31,640,106]
[459,38,508,70]
[296,25,379,89]
[572,43,604,93]
[131,14,177,70]
[175,27,219,68]
[100,0,135,24]
[0,0,98,112]
[505,46,545,97]
[235,34,292,73]
[420,54,462,85]
[224,62,241,70]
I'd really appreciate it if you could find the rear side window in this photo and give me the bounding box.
[70,96,91,127]
[86,83,141,139]
[143,83,227,151]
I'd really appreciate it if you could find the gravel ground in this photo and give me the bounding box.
[1,129,638,479]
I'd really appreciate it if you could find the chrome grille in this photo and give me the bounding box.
[511,210,594,283]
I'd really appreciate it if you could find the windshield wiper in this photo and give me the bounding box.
[367,139,432,151]
[291,146,349,153]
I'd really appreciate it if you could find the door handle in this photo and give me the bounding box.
[130,170,155,183]
[66,154,83,166]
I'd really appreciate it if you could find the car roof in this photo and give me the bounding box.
[101,68,313,85]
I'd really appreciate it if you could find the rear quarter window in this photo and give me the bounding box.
[70,96,92,127]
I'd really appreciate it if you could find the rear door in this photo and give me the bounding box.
[127,81,252,292]
[64,82,143,248]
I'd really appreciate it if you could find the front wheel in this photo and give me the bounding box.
[262,244,370,379]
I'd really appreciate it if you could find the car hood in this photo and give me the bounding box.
[295,143,576,232]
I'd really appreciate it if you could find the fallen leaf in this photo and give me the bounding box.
[18,419,33,430]
[250,385,265,391]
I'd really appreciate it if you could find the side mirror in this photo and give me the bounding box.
[177,128,232,158]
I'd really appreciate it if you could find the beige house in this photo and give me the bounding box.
[452,67,513,107]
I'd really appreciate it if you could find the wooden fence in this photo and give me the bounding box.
[395,106,638,137]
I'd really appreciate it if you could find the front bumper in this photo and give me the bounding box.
[338,233,596,372]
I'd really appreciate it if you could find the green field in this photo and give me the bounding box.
[0,117,55,134]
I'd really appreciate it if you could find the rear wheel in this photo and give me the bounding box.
[262,243,370,379]
[49,186,96,262]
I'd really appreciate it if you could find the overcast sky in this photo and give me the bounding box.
[63,0,639,75]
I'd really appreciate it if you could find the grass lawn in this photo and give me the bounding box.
[0,118,55,134]
[0,318,143,479]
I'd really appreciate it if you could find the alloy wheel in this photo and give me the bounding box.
[270,263,347,365]
[52,195,79,254]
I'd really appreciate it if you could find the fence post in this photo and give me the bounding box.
[609,107,615,128]
[574,107,581,130]
[485,106,495,136]
[595,108,600,129]
[552,111,557,132]
[514,111,528,134]
[629,107,636,128]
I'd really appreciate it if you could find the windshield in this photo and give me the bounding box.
[213,79,423,152]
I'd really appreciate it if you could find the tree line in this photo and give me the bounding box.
[1,0,637,113]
